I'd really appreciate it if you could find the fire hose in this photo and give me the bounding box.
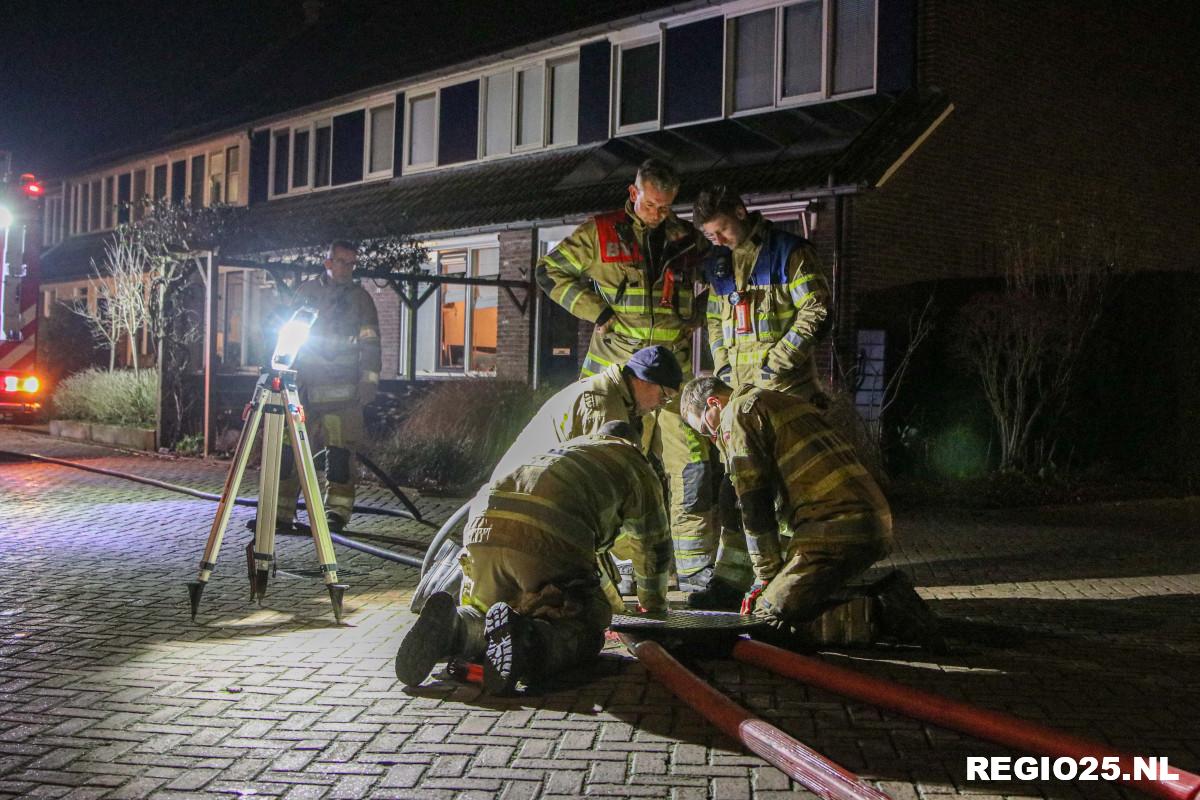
[730,639,1200,800]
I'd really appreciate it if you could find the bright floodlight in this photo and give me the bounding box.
[0,206,12,229]
[271,307,319,370]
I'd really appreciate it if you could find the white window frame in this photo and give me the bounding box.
[428,243,501,376]
[404,91,439,172]
[776,0,828,106]
[478,69,514,160]
[546,54,581,147]
[365,102,396,178]
[512,62,546,154]
[290,125,312,192]
[225,144,241,204]
[615,36,664,135]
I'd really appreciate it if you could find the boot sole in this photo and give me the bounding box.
[395,592,458,686]
[482,603,528,695]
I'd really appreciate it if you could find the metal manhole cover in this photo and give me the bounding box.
[610,609,764,633]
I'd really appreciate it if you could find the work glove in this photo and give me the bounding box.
[741,578,769,615]
[357,381,379,406]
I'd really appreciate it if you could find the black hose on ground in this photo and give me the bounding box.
[1,448,430,568]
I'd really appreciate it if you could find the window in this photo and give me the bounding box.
[103,177,114,228]
[190,155,205,207]
[171,159,187,204]
[368,104,394,174]
[548,57,579,145]
[132,169,147,220]
[117,174,131,224]
[272,131,290,196]
[782,1,824,99]
[619,41,660,129]
[435,247,500,373]
[313,121,332,187]
[43,197,63,247]
[226,145,241,203]
[408,94,436,167]
[832,0,875,93]
[209,150,226,204]
[515,66,544,149]
[152,164,168,201]
[731,10,776,112]
[292,129,310,189]
[482,72,513,156]
[79,183,89,232]
[89,180,101,232]
[469,248,499,374]
[437,250,467,370]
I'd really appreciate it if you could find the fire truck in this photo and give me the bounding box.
[0,154,44,421]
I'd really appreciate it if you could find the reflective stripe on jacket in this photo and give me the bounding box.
[490,364,637,482]
[292,274,381,391]
[536,203,705,351]
[704,215,830,395]
[716,386,892,580]
[467,433,673,612]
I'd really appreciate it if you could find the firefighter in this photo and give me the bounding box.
[394,422,672,695]
[678,376,893,637]
[690,187,834,605]
[276,240,381,533]
[694,185,831,399]
[535,159,716,593]
[490,344,681,482]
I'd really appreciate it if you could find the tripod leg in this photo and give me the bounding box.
[188,378,268,621]
[251,388,287,602]
[283,381,347,623]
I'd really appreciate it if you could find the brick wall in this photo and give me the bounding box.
[847,0,1198,303]
[495,229,536,382]
[839,0,1200,474]
[370,283,402,379]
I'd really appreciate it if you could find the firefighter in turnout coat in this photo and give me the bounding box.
[276,240,381,532]
[394,423,672,695]
[690,187,834,603]
[490,345,682,483]
[680,377,893,635]
[534,160,717,589]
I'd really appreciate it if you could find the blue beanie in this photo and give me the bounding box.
[622,345,683,390]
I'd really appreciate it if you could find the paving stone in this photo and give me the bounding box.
[1,429,1198,800]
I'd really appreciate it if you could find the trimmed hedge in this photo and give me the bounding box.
[52,368,157,428]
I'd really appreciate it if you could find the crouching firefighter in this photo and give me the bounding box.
[394,422,672,695]
[679,377,894,641]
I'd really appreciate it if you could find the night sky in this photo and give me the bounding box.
[0,0,681,179]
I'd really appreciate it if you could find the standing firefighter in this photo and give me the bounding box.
[694,186,831,399]
[395,422,672,695]
[535,159,716,592]
[680,377,893,637]
[277,240,381,532]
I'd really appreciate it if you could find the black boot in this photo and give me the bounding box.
[685,576,745,611]
[871,571,948,653]
[481,602,536,695]
[394,592,461,686]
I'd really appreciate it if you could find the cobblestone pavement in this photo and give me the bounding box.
[0,426,1197,800]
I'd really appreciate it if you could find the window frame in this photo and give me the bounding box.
[429,243,501,376]
[365,102,396,178]
[614,36,664,134]
[403,91,439,172]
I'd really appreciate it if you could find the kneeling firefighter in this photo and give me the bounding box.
[395,422,671,694]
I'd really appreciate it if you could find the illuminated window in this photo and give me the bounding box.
[437,250,467,370]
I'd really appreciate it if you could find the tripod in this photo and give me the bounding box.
[186,366,348,623]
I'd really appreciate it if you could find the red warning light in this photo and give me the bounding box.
[19,174,43,197]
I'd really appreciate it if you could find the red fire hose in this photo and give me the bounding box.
[620,634,892,800]
[732,639,1200,800]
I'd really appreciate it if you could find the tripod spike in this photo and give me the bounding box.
[255,570,270,602]
[187,581,205,621]
[328,584,349,624]
[245,542,257,599]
